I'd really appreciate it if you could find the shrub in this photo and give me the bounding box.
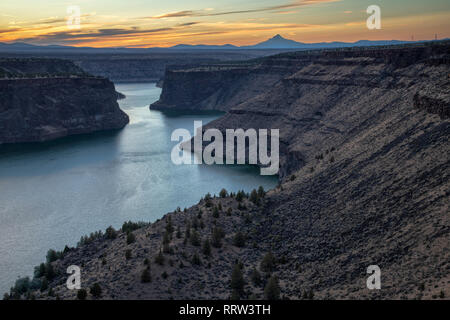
[250,189,259,204]
[13,277,30,295]
[77,289,87,300]
[125,249,132,260]
[290,175,296,181]
[105,226,117,239]
[230,264,245,297]
[141,268,151,283]
[34,263,46,278]
[211,227,224,248]
[165,216,174,234]
[233,232,246,247]
[235,190,245,202]
[45,262,56,280]
[257,186,265,198]
[212,206,220,218]
[161,271,168,279]
[40,277,48,292]
[190,230,201,246]
[227,208,232,216]
[202,239,211,257]
[46,249,60,263]
[251,268,262,286]
[264,276,280,300]
[163,231,171,245]
[192,253,202,265]
[126,232,136,245]
[155,249,165,265]
[260,251,276,273]
[176,226,182,239]
[219,188,228,198]
[122,221,143,233]
[90,283,102,298]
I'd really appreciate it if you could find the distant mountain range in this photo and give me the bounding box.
[0,34,444,53]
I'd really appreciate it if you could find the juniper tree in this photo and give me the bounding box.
[105,226,117,239]
[202,238,212,257]
[211,227,224,248]
[233,231,246,248]
[155,249,165,265]
[264,276,280,300]
[219,188,228,198]
[251,267,262,286]
[250,189,259,204]
[192,253,202,265]
[260,251,276,273]
[190,230,201,246]
[141,267,151,283]
[212,206,220,218]
[126,232,136,245]
[257,186,265,198]
[230,263,245,297]
[90,283,102,298]
[77,289,87,300]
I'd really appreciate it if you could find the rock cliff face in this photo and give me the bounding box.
[9,43,449,300]
[0,59,129,144]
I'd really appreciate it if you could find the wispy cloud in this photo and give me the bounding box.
[146,0,340,19]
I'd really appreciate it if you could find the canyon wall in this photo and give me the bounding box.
[0,59,129,144]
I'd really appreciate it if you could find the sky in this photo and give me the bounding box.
[0,0,449,47]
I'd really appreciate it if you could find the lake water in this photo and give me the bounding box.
[0,83,277,294]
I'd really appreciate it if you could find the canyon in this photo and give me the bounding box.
[5,42,450,300]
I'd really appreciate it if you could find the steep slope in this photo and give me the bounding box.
[8,43,449,300]
[0,58,129,144]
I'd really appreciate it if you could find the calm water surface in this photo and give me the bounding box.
[0,83,277,293]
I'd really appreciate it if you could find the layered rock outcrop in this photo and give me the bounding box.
[0,58,129,144]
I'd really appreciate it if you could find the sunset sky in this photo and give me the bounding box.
[1,0,449,47]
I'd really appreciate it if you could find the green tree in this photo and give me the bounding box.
[46,249,59,263]
[40,277,48,291]
[230,264,245,297]
[233,232,246,247]
[141,268,151,283]
[257,186,265,198]
[90,283,102,298]
[251,267,262,286]
[105,226,117,239]
[192,253,202,265]
[250,189,259,204]
[77,289,87,300]
[126,232,136,245]
[166,216,174,234]
[264,276,280,300]
[202,239,211,257]
[155,249,165,265]
[219,188,228,198]
[190,230,201,246]
[260,251,276,273]
[211,227,224,248]
[212,206,220,218]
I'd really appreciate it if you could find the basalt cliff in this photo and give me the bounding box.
[8,43,449,300]
[0,58,129,144]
